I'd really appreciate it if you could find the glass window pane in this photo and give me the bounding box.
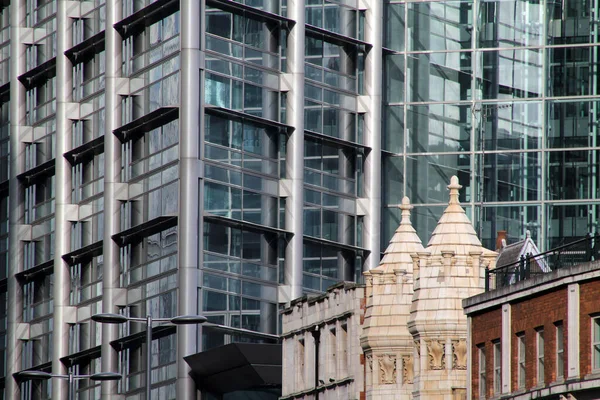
[385,3,405,51]
[409,2,472,52]
[479,205,540,253]
[546,204,599,249]
[478,49,542,100]
[407,104,471,153]
[547,100,600,149]
[478,0,544,48]
[547,46,598,97]
[546,1,596,45]
[202,290,227,311]
[385,55,404,103]
[383,105,404,153]
[477,102,542,151]
[406,154,471,204]
[480,151,541,202]
[408,52,473,102]
[546,150,600,201]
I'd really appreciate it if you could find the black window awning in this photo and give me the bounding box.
[16,260,54,282]
[204,213,293,238]
[114,0,179,38]
[184,342,281,394]
[305,24,371,50]
[112,215,177,247]
[60,345,101,368]
[62,241,103,265]
[206,0,294,28]
[304,235,370,256]
[0,82,9,103]
[64,30,106,64]
[113,106,178,142]
[63,135,105,165]
[205,106,293,133]
[304,129,370,153]
[17,158,56,185]
[18,57,57,90]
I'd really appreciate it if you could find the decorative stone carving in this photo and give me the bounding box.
[379,354,397,384]
[428,340,445,370]
[453,339,467,370]
[402,355,414,384]
[366,354,373,372]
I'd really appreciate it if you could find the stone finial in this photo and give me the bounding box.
[447,175,462,204]
[399,196,413,225]
[526,230,531,239]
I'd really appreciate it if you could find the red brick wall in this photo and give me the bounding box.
[471,307,502,399]
[470,288,568,398]
[579,280,600,377]
[511,288,567,390]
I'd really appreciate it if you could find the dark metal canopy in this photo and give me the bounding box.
[184,343,281,394]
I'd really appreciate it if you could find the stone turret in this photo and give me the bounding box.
[361,197,424,399]
[408,176,497,400]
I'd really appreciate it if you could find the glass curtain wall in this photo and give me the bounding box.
[382,0,600,251]
[301,0,365,294]
[201,3,282,348]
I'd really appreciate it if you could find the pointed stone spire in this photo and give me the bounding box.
[378,196,425,273]
[426,176,496,256]
[408,176,497,400]
[361,197,424,397]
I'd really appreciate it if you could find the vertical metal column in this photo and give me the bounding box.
[53,0,73,398]
[6,0,27,397]
[102,0,123,397]
[285,0,306,300]
[363,1,383,271]
[178,0,201,398]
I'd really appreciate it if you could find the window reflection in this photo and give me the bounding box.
[478,48,542,99]
[409,1,472,52]
[547,100,600,149]
[478,0,543,48]
[408,52,473,102]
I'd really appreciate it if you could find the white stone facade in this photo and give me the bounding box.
[408,177,497,400]
[281,282,365,400]
[360,196,424,400]
[280,177,496,400]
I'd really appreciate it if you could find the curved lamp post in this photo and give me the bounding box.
[92,313,207,400]
[17,370,121,400]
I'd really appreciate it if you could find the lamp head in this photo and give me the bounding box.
[170,315,208,325]
[91,313,129,324]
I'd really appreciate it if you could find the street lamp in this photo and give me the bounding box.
[16,369,121,400]
[91,313,207,400]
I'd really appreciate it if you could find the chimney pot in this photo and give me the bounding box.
[496,230,507,251]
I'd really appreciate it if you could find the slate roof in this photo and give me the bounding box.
[496,231,541,269]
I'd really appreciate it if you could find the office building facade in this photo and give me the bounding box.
[0,0,598,399]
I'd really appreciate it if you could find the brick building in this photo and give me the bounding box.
[464,259,600,399]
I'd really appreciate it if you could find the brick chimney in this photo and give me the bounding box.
[496,230,507,251]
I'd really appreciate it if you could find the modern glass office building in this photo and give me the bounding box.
[0,0,598,399]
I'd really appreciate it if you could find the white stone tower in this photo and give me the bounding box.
[408,176,497,400]
[361,196,424,399]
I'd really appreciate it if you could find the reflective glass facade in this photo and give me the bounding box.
[0,0,599,399]
[383,0,600,251]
